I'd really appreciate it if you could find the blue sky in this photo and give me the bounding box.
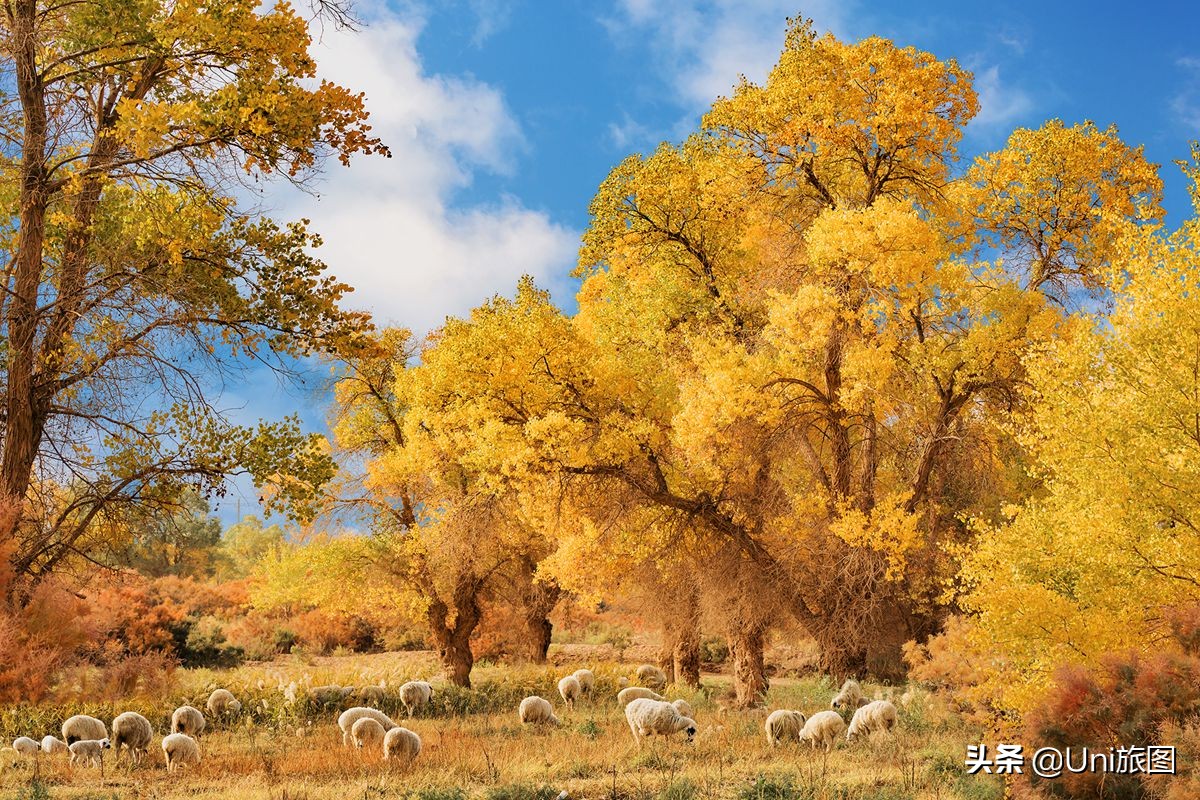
[211,0,1200,525]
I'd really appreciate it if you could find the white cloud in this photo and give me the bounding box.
[607,112,654,150]
[265,3,578,334]
[607,0,850,110]
[1173,57,1200,132]
[993,30,1028,56]
[971,64,1033,128]
[467,0,514,47]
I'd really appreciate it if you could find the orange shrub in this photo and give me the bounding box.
[1020,630,1200,799]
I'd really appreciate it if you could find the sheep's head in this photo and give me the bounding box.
[100,739,112,749]
[229,700,242,714]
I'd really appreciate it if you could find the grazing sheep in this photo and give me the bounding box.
[617,686,664,706]
[624,698,697,747]
[383,727,422,763]
[671,699,694,719]
[162,732,200,773]
[68,738,111,768]
[558,675,582,708]
[764,710,807,747]
[206,688,241,718]
[309,684,346,705]
[40,736,68,755]
[112,712,153,764]
[357,685,387,706]
[12,737,39,756]
[338,707,397,748]
[171,705,206,737]
[572,669,595,694]
[518,696,559,725]
[351,717,386,750]
[800,710,846,753]
[636,664,668,690]
[831,679,868,711]
[399,681,434,717]
[846,700,899,741]
[62,715,107,745]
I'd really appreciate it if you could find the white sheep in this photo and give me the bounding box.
[636,664,668,690]
[846,700,898,741]
[12,737,39,756]
[671,699,694,719]
[624,698,697,747]
[764,710,807,747]
[171,705,206,737]
[799,710,846,752]
[351,717,386,750]
[206,688,242,718]
[831,679,868,711]
[383,726,422,764]
[111,712,153,765]
[572,668,595,693]
[338,707,397,748]
[162,732,201,773]
[399,680,434,717]
[518,696,559,725]
[40,736,68,755]
[357,685,387,706]
[309,684,346,705]
[61,714,107,744]
[558,675,582,709]
[68,738,111,768]
[617,686,664,706]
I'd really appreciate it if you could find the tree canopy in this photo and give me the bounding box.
[0,0,386,594]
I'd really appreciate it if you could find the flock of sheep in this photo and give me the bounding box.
[520,665,898,753]
[5,664,900,777]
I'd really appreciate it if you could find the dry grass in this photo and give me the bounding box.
[0,654,1002,800]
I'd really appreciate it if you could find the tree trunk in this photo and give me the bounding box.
[523,582,559,662]
[518,557,560,663]
[728,625,769,708]
[441,630,475,688]
[673,631,701,689]
[426,571,484,688]
[669,583,702,688]
[2,0,52,531]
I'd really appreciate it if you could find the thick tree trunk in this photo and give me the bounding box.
[668,583,702,688]
[426,572,484,688]
[728,625,769,708]
[521,582,559,663]
[2,0,52,529]
[673,631,701,689]
[518,557,560,663]
[441,632,475,688]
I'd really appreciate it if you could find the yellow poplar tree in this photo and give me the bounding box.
[957,157,1200,716]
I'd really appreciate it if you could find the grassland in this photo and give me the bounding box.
[0,651,1002,800]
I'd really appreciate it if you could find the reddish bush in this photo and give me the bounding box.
[0,577,95,704]
[289,608,378,654]
[1023,649,1200,799]
[84,577,183,659]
